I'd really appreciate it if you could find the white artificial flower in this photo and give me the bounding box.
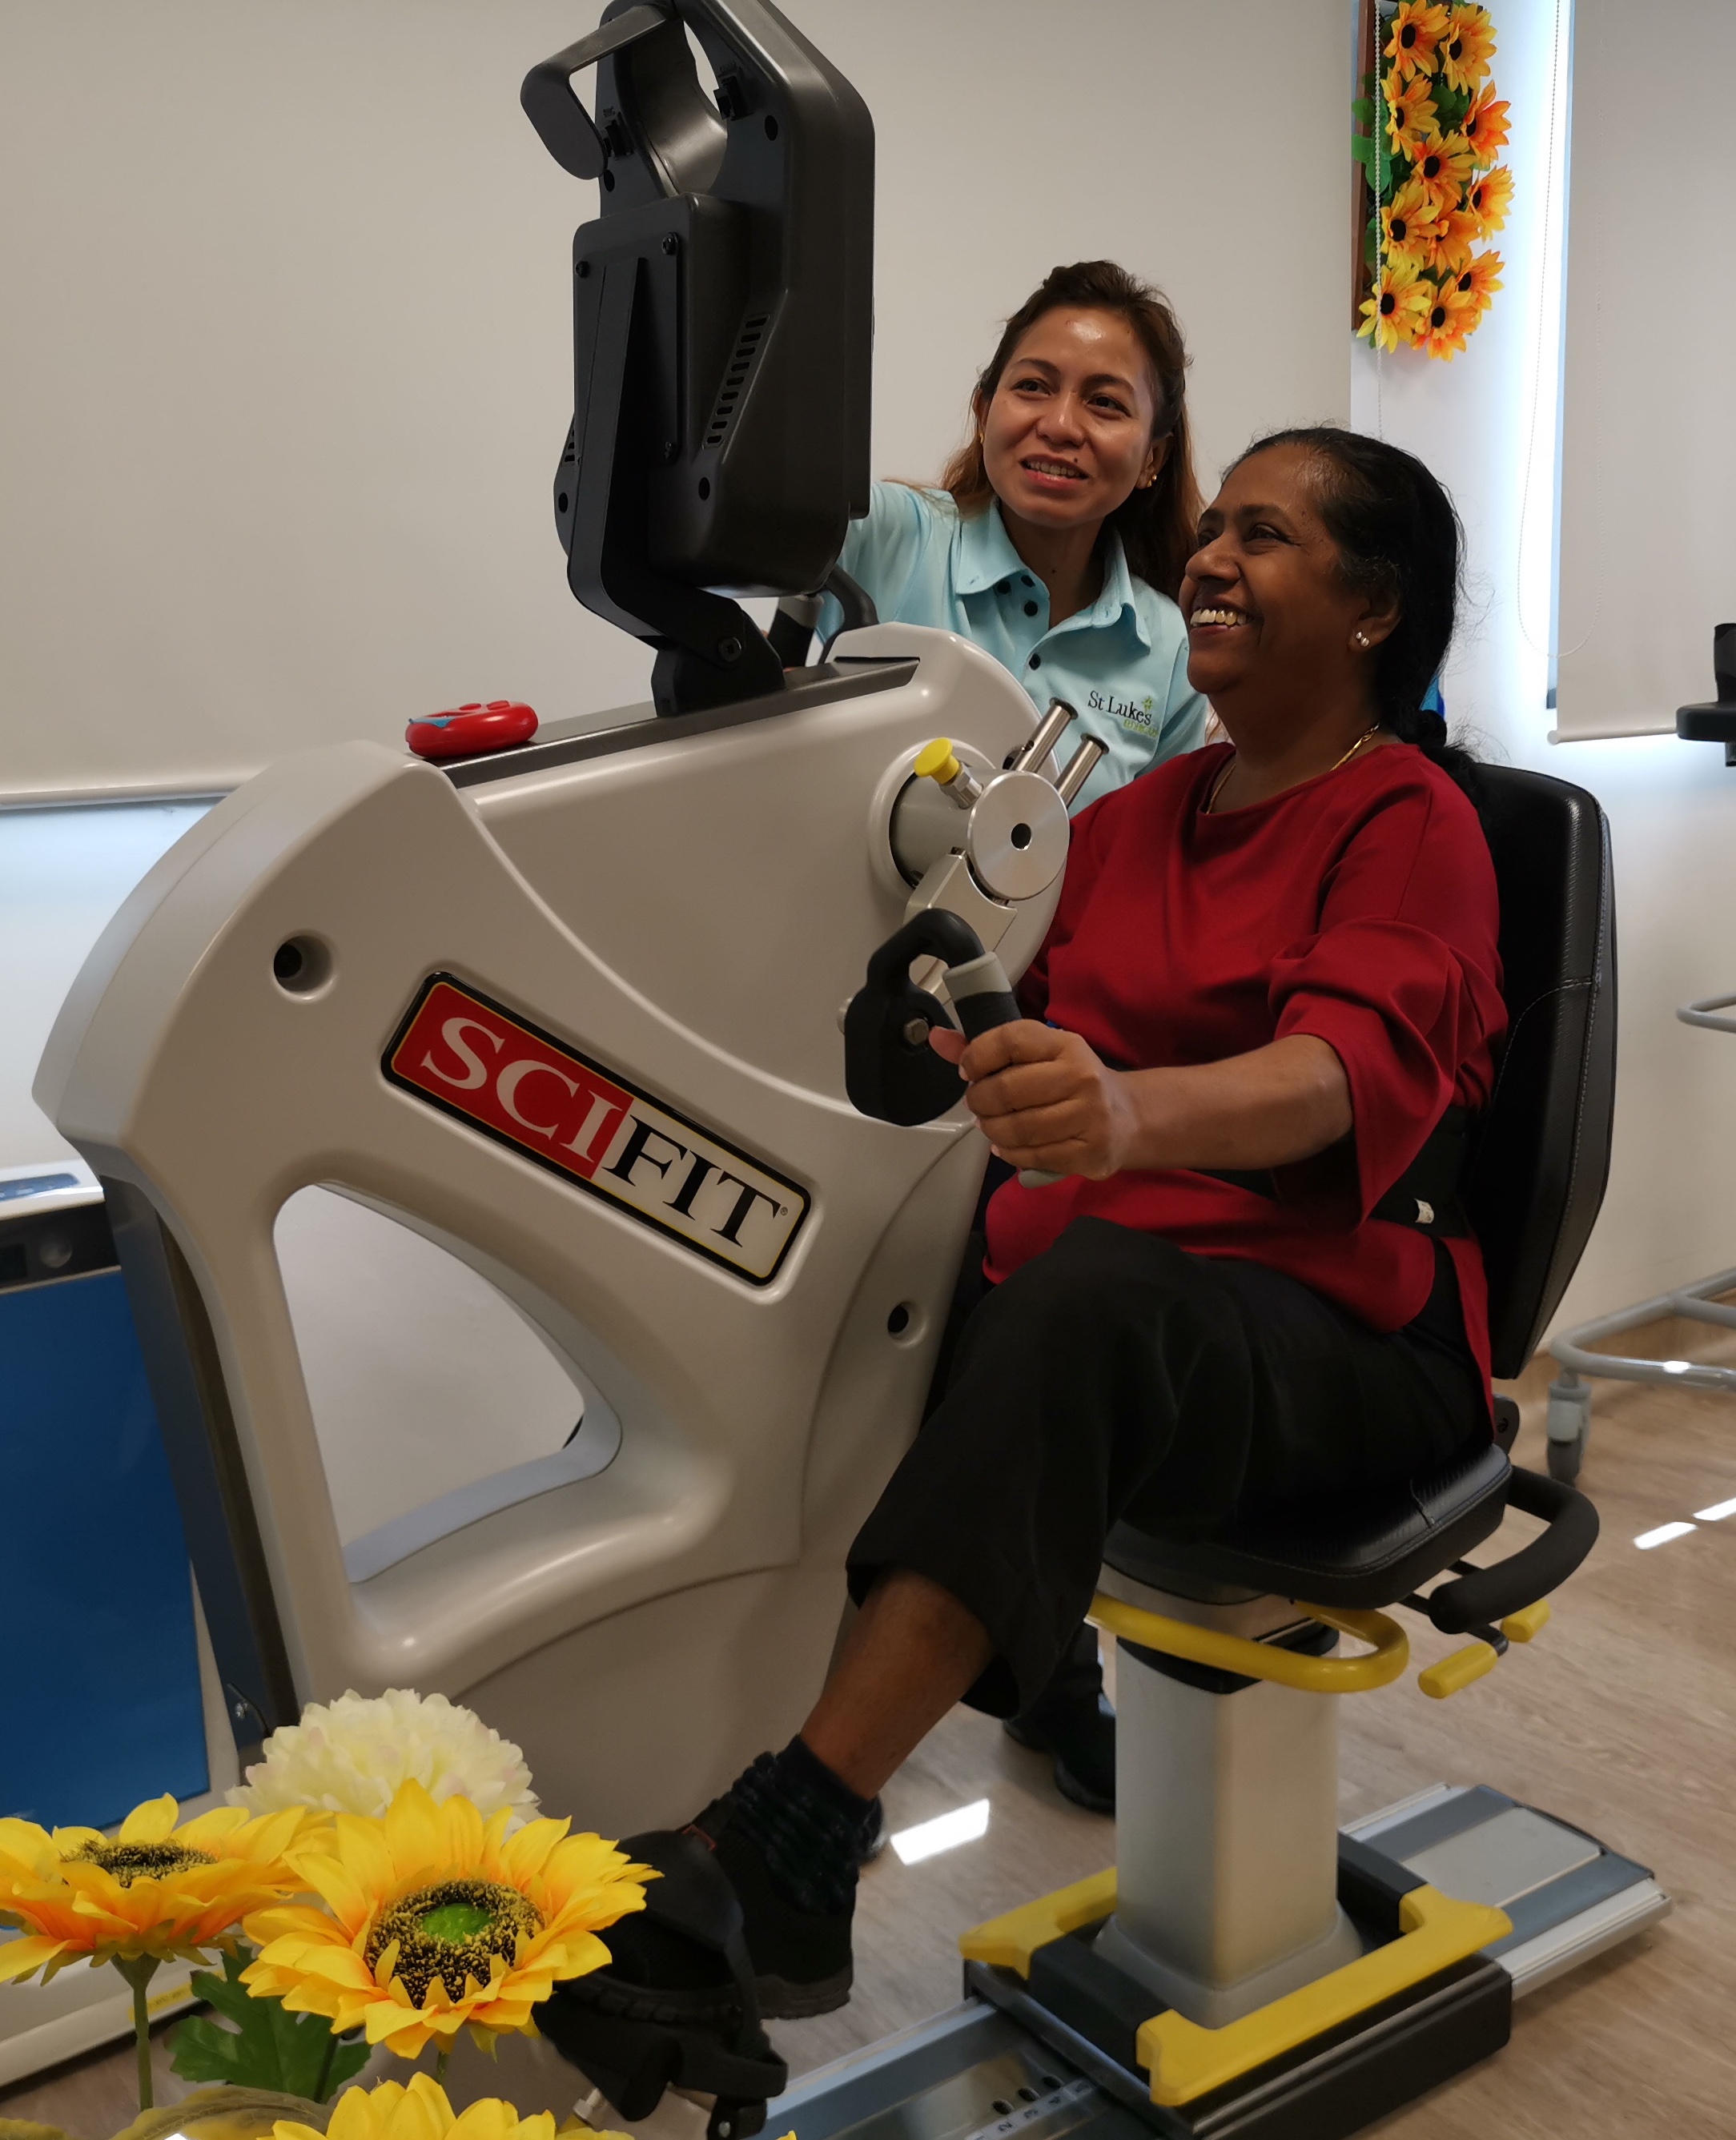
[228,1687,539,1826]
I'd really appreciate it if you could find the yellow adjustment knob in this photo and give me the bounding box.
[1418,1641,1500,1700]
[914,737,962,786]
[1501,1599,1552,1644]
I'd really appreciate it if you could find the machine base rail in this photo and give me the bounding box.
[769,1789,1667,2140]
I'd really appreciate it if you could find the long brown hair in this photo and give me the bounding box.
[937,261,1202,600]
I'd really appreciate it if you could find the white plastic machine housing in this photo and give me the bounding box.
[35,624,1061,1838]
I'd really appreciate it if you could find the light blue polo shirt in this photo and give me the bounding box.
[818,483,1207,808]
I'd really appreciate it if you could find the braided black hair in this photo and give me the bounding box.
[1228,427,1481,802]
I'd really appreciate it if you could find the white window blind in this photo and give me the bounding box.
[1553,0,1736,741]
[1,2,1348,802]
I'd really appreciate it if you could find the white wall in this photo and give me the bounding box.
[1352,0,1736,1331]
[0,0,1347,801]
[807,0,1349,492]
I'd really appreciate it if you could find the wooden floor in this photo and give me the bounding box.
[9,1332,1736,2139]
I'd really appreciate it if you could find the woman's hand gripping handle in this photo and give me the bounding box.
[931,957,1128,1186]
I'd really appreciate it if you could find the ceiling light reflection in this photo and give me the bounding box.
[1634,1521,1697,1550]
[890,1797,991,1865]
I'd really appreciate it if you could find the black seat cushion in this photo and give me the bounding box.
[1103,1441,1512,1609]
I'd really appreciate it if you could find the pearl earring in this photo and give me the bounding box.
[1354,631,1370,648]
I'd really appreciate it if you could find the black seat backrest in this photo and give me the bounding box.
[1465,765,1617,1378]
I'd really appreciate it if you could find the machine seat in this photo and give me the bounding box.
[1103,1439,1512,1609]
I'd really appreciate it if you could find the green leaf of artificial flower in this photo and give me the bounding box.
[169,1948,371,2102]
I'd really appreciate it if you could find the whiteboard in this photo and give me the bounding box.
[1554,0,1736,741]
[0,1,1348,801]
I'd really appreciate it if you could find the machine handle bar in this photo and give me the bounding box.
[521,5,672,180]
[1421,1462,1599,1635]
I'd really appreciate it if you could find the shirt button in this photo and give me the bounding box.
[1023,600,1039,616]
[1020,575,1034,588]
[1027,653,1042,670]
[996,580,1011,594]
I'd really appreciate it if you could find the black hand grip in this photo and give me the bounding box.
[953,986,1020,1039]
[1424,1463,1600,1634]
[845,912,999,1126]
[521,5,671,179]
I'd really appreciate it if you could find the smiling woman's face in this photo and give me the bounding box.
[978,308,1165,537]
[1179,443,1392,712]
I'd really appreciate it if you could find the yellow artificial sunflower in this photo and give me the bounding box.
[0,1797,313,1983]
[1384,1,1449,82]
[1416,279,1481,359]
[1450,247,1505,311]
[1382,69,1439,165]
[1460,84,1512,169]
[1463,163,1515,235]
[1380,177,1442,266]
[242,1781,651,2060]
[1409,132,1476,218]
[272,2076,629,2140]
[1438,4,1496,95]
[1357,253,1433,355]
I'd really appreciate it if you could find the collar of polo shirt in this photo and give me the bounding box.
[950,499,1151,648]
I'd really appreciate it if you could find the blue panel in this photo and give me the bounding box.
[0,1269,209,1828]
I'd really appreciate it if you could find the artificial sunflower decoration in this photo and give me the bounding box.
[272,2075,629,2140]
[1438,3,1497,95]
[1384,1,1448,82]
[0,1797,312,2110]
[1382,70,1438,164]
[1460,82,1511,165]
[1379,177,1441,266]
[241,1781,650,2066]
[1356,252,1433,355]
[1410,131,1476,217]
[1464,163,1515,235]
[1416,279,1480,360]
[1352,2,1511,360]
[1450,247,1505,311]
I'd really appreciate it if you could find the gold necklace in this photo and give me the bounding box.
[1205,723,1384,814]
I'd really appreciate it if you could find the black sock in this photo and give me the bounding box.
[725,1737,875,1916]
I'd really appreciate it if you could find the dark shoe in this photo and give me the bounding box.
[687,1796,855,2019]
[1003,1692,1116,1813]
[537,1828,786,2140]
[855,1796,887,1865]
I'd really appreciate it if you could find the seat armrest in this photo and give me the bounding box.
[1422,1465,1598,1633]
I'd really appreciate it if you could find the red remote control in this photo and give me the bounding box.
[407,700,539,760]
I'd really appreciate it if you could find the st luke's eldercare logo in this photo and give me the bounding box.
[384,974,809,1284]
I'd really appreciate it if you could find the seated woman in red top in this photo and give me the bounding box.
[548,432,1504,2037]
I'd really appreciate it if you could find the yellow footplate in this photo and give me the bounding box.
[1135,1887,1511,2106]
[961,1873,1510,2110]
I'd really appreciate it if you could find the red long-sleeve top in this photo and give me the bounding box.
[986,741,1507,1391]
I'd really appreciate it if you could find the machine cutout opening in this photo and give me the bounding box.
[274,1187,621,1582]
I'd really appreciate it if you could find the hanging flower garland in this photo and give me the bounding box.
[1352,2,1511,359]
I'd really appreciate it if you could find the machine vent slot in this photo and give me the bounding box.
[704,315,769,448]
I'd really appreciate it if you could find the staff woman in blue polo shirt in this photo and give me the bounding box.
[810,258,1208,808]
[813,263,1207,1816]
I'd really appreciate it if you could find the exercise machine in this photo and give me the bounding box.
[33,4,1664,2134]
[34,0,1088,1845]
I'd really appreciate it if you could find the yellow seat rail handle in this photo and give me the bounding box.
[1088,1592,1408,1696]
[1418,1640,1501,1700]
[1136,1886,1511,2106]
